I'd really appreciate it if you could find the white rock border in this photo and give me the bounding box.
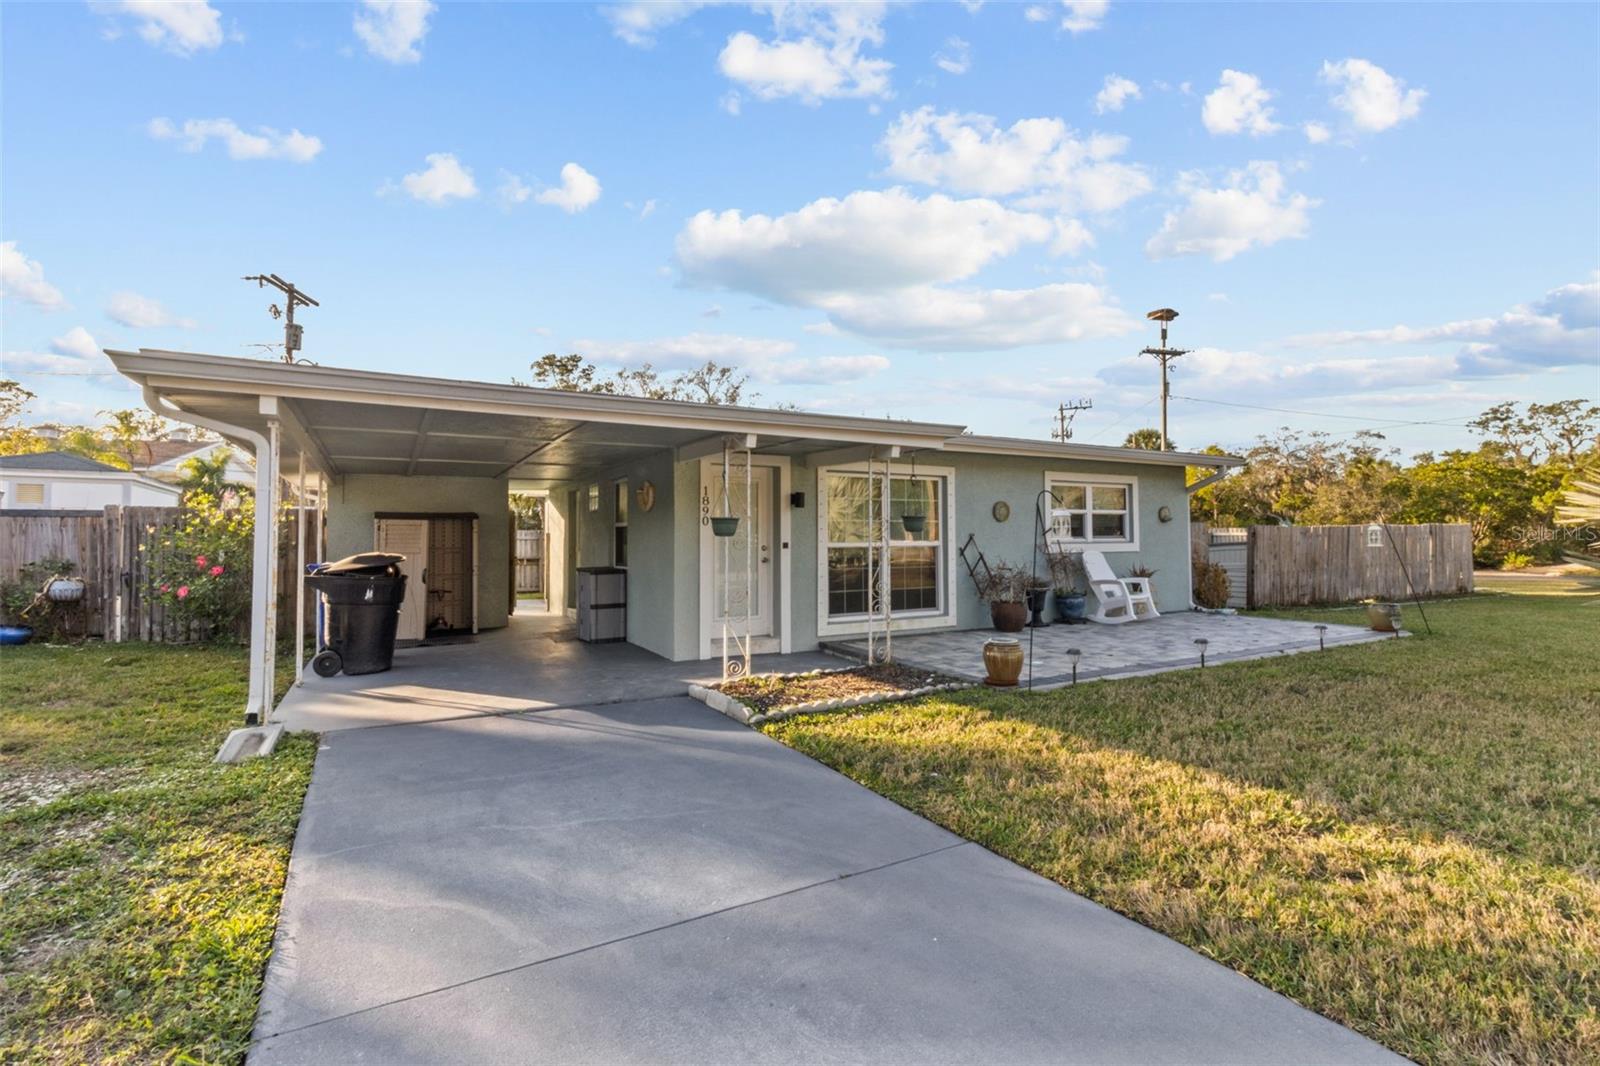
[687,665,971,727]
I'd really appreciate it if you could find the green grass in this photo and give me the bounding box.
[762,591,1600,1064]
[0,644,315,1065]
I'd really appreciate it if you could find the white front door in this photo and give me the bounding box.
[375,518,428,641]
[707,465,774,637]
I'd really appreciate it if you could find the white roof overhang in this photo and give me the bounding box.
[107,349,965,487]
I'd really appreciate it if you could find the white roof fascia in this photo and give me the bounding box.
[942,434,1243,469]
[108,349,963,450]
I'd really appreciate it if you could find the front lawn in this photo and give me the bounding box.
[762,592,1599,1064]
[0,644,314,1065]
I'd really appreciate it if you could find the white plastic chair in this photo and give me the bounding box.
[1079,550,1160,624]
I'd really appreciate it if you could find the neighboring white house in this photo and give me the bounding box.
[131,437,256,486]
[0,452,180,511]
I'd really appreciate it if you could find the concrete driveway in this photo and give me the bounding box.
[251,695,1396,1064]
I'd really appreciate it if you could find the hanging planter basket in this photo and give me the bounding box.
[45,578,85,603]
[710,516,740,537]
[900,513,927,535]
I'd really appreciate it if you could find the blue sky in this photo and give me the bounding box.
[3,1,1596,457]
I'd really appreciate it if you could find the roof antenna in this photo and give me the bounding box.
[242,274,319,363]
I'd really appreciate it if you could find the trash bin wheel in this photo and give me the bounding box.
[311,649,343,678]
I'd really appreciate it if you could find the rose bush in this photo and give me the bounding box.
[148,491,255,639]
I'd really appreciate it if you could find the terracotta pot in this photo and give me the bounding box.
[990,601,1027,632]
[983,637,1024,687]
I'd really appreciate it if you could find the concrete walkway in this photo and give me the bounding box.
[251,694,1397,1064]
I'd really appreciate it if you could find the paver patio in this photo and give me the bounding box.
[830,611,1391,687]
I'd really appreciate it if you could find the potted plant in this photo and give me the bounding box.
[1047,550,1087,622]
[979,562,1029,632]
[1025,576,1051,628]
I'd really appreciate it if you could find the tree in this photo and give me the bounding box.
[177,447,243,500]
[100,408,170,468]
[1123,428,1168,451]
[1469,399,1600,466]
[1393,443,1566,565]
[0,380,46,455]
[519,354,759,406]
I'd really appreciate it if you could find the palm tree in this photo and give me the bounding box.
[178,447,242,500]
[1555,479,1600,570]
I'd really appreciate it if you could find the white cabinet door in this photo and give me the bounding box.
[375,518,428,641]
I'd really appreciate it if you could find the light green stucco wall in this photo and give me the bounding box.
[785,452,1192,647]
[326,473,512,630]
[548,449,680,661]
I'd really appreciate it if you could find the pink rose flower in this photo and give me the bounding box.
[176,586,190,599]
[160,584,170,593]
[195,555,208,569]
[209,565,224,577]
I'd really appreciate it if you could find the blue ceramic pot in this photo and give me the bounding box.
[1054,594,1087,622]
[0,625,35,646]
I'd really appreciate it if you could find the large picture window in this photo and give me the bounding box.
[1046,474,1138,549]
[823,471,945,619]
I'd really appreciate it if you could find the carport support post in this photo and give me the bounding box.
[245,399,282,725]
[294,450,306,686]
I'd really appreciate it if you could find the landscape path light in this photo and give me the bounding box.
[1194,637,1209,668]
[1315,624,1328,651]
[1067,647,1081,685]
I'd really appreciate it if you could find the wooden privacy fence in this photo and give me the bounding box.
[514,528,544,594]
[1235,523,1473,607]
[1,505,317,642]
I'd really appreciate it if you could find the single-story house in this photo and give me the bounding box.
[0,451,181,511]
[131,436,256,487]
[107,348,1239,723]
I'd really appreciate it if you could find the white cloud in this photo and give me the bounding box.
[536,163,602,213]
[1024,1,1108,33]
[0,243,68,311]
[391,152,478,204]
[1145,161,1316,262]
[933,36,971,75]
[106,291,196,329]
[354,0,435,64]
[718,2,893,104]
[604,1,709,47]
[92,1,223,55]
[147,117,322,162]
[768,353,891,384]
[675,187,1135,350]
[1302,121,1331,144]
[880,106,1151,213]
[1320,58,1424,133]
[51,327,102,362]
[719,90,743,115]
[1201,69,1281,136]
[677,187,1054,302]
[802,320,841,335]
[1094,74,1140,114]
[1289,277,1600,373]
[814,281,1135,351]
[638,198,657,219]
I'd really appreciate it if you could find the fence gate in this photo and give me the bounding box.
[515,528,544,594]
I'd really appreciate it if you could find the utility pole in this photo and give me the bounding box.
[242,274,319,363]
[1051,398,1093,441]
[1141,308,1190,451]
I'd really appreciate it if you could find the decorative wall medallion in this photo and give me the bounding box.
[1158,505,1173,523]
[992,500,1011,523]
[636,481,657,512]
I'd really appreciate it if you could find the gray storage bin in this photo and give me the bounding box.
[576,566,626,643]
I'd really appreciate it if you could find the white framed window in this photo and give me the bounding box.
[1045,472,1139,551]
[613,480,629,568]
[817,464,956,636]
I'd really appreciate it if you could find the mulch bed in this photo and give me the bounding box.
[719,663,963,714]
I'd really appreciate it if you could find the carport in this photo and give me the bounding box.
[109,348,959,725]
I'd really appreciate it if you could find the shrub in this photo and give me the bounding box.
[1500,550,1534,571]
[148,491,255,640]
[1192,552,1231,609]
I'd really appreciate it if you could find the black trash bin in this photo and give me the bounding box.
[305,553,408,677]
